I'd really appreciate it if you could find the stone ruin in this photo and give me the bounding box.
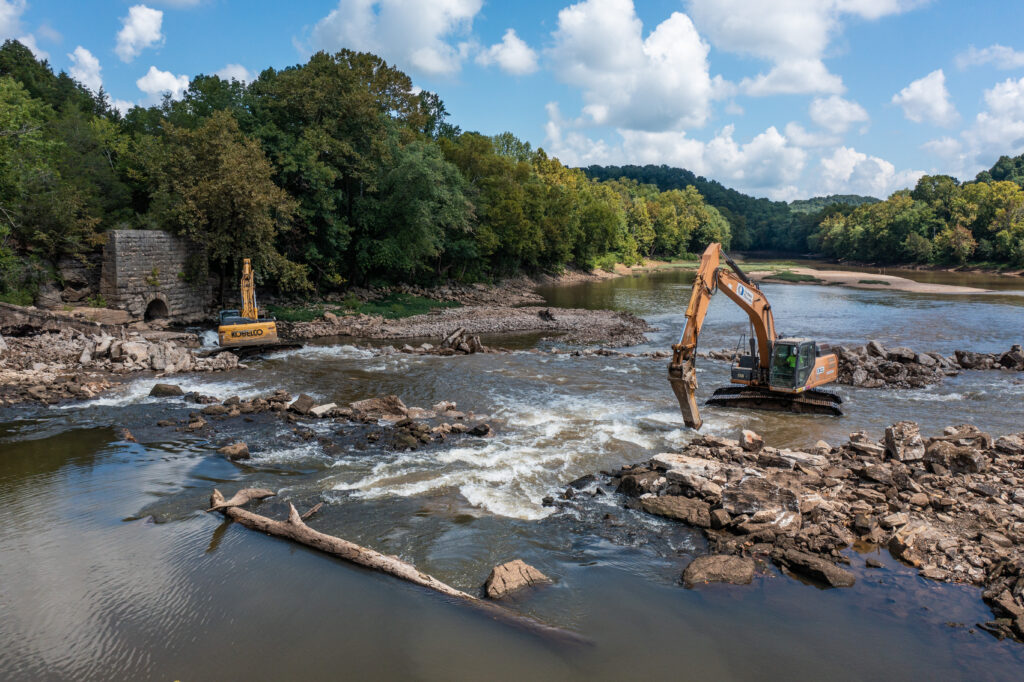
[99,230,209,322]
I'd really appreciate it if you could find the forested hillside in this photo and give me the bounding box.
[0,40,732,305]
[789,195,879,214]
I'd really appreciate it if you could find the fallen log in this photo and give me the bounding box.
[206,488,587,644]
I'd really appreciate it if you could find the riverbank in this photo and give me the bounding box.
[747,266,991,293]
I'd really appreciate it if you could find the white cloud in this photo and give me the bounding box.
[548,0,715,132]
[68,46,101,92]
[809,95,869,133]
[784,122,840,148]
[0,0,26,37]
[742,59,844,96]
[109,98,135,114]
[956,44,1024,71]
[818,146,924,196]
[215,63,252,82]
[36,22,60,43]
[688,0,924,96]
[115,5,164,62]
[545,104,806,198]
[476,28,537,75]
[961,76,1024,167]
[310,0,481,77]
[891,69,958,126]
[136,65,189,101]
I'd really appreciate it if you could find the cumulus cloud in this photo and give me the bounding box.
[742,59,844,96]
[548,0,715,132]
[809,95,869,134]
[0,0,25,37]
[891,69,958,126]
[116,5,164,62]
[956,44,1024,71]
[310,0,481,77]
[215,63,252,82]
[688,0,924,96]
[545,104,806,198]
[961,76,1024,166]
[476,28,537,75]
[68,46,101,92]
[784,122,840,148]
[818,146,924,196]
[136,65,189,101]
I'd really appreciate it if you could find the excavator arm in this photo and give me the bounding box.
[668,243,777,429]
[240,258,258,320]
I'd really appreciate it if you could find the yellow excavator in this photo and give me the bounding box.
[217,258,281,349]
[668,243,842,429]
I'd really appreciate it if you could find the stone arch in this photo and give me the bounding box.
[144,297,169,321]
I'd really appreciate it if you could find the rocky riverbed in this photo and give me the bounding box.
[571,421,1024,641]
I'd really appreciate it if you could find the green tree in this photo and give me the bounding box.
[143,110,308,293]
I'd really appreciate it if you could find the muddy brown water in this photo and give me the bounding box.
[3,269,1024,680]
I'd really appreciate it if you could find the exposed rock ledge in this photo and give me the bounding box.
[596,422,1024,641]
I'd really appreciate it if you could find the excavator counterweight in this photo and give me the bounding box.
[215,258,300,357]
[669,243,842,429]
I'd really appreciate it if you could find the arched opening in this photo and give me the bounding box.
[144,298,169,321]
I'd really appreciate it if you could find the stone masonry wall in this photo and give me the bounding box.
[100,230,209,321]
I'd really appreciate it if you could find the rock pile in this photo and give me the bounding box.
[834,340,958,388]
[954,344,1024,371]
[0,329,242,406]
[604,422,1024,640]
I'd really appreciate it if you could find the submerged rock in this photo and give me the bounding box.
[683,555,755,587]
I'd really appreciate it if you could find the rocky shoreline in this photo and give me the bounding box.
[0,329,241,406]
[563,422,1024,641]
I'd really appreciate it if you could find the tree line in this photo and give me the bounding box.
[0,40,731,304]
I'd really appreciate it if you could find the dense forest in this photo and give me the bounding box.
[585,161,1024,268]
[0,40,731,305]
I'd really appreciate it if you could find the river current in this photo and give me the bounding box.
[2,268,1024,680]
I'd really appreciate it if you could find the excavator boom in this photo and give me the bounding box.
[668,243,841,428]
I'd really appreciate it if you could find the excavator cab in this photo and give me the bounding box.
[769,339,817,389]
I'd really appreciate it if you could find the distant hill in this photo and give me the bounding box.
[789,194,879,214]
[583,164,797,250]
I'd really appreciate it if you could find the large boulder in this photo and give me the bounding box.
[289,394,316,415]
[683,555,755,587]
[484,560,551,599]
[349,394,408,421]
[641,495,712,528]
[149,383,184,397]
[884,421,925,462]
[721,477,801,532]
[218,442,250,460]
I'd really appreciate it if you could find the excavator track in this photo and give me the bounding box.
[706,385,843,417]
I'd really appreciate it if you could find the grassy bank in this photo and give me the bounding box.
[267,293,460,322]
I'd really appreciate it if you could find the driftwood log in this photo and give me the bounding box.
[207,488,587,644]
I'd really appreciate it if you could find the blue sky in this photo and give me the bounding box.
[4,1,1024,200]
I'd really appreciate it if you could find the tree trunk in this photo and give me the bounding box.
[206,489,587,644]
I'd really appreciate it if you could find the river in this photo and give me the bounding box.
[2,269,1023,680]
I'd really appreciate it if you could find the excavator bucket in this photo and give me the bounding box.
[668,364,703,430]
[705,385,843,417]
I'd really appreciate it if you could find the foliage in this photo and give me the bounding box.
[764,271,822,283]
[353,293,460,319]
[789,195,879,214]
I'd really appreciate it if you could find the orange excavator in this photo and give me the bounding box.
[668,243,842,429]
